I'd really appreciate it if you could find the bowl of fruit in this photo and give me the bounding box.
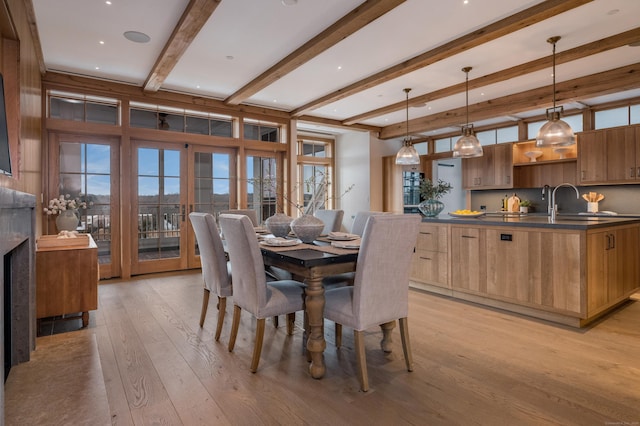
[448,209,485,218]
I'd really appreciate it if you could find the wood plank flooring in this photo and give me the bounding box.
[6,270,640,425]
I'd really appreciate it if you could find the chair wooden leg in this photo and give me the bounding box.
[214,296,226,342]
[251,318,266,373]
[353,330,369,392]
[273,316,279,328]
[286,312,295,335]
[228,305,241,352]
[399,317,414,372]
[199,288,210,327]
[335,323,342,348]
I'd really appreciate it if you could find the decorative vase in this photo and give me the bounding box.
[418,199,445,217]
[265,213,293,237]
[290,214,324,243]
[55,209,79,232]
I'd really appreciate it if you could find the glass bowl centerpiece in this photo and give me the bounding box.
[418,178,452,217]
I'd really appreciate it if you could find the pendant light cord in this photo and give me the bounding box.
[404,88,410,143]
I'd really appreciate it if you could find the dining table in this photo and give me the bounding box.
[259,236,359,379]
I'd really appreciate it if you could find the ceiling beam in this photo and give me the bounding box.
[143,0,221,92]
[379,63,640,139]
[223,0,406,106]
[21,0,46,74]
[291,0,593,117]
[342,27,640,125]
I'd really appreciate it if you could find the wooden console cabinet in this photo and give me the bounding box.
[36,234,98,327]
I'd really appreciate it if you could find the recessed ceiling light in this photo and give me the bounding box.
[123,31,150,43]
[337,65,342,70]
[99,41,105,45]
[105,1,112,5]
[282,0,298,5]
[95,66,100,70]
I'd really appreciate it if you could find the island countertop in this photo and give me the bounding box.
[421,213,640,230]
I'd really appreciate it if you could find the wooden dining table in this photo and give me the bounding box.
[259,239,359,379]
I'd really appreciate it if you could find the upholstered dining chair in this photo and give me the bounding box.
[219,209,259,226]
[219,213,306,373]
[188,212,232,341]
[351,211,387,236]
[314,209,344,234]
[323,214,421,391]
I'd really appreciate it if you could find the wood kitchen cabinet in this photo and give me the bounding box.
[410,223,449,291]
[462,143,513,189]
[578,125,639,184]
[36,234,99,327]
[450,225,486,293]
[586,224,639,317]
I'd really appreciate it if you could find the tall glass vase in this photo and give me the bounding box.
[55,209,79,232]
[418,199,444,217]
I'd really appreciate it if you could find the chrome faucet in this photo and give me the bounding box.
[550,183,580,222]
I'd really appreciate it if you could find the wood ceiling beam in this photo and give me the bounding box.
[21,0,46,74]
[342,27,640,125]
[291,0,593,117]
[223,0,406,106]
[143,0,221,92]
[379,63,640,139]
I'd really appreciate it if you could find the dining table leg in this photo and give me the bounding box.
[305,274,326,379]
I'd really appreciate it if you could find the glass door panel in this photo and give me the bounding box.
[246,153,279,223]
[132,142,187,274]
[188,145,237,267]
[54,137,120,279]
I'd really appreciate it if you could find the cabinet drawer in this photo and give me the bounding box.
[416,224,448,252]
[410,249,448,288]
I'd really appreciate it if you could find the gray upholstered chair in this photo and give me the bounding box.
[219,209,259,226]
[188,212,232,341]
[219,213,306,373]
[314,209,344,234]
[351,211,387,236]
[323,214,421,391]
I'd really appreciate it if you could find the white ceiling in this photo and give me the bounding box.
[32,0,640,138]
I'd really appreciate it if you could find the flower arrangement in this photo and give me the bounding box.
[43,194,89,215]
[419,178,452,200]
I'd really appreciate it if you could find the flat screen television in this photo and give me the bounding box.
[0,73,12,176]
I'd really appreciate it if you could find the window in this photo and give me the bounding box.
[434,137,453,153]
[246,154,279,222]
[244,120,280,142]
[129,103,234,136]
[595,106,630,129]
[496,126,518,143]
[49,91,119,125]
[297,138,334,213]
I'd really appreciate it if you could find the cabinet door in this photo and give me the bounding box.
[492,143,513,187]
[578,131,606,184]
[462,155,485,188]
[605,127,636,182]
[410,250,448,287]
[450,226,485,292]
[416,223,447,252]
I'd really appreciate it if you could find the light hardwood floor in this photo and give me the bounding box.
[6,270,640,425]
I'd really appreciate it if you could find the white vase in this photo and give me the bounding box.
[55,209,79,232]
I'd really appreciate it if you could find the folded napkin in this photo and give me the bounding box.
[330,240,360,249]
[261,237,301,247]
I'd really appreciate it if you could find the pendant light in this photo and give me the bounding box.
[536,36,575,147]
[453,67,483,158]
[395,88,420,165]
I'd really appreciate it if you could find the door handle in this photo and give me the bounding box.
[461,235,476,239]
[181,204,186,222]
[419,256,432,261]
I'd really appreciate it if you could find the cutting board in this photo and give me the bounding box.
[507,195,520,212]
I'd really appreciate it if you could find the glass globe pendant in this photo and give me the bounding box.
[395,88,420,165]
[536,36,576,147]
[453,67,483,158]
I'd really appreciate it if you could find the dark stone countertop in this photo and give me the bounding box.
[420,213,640,230]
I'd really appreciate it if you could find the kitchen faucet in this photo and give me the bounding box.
[550,183,580,222]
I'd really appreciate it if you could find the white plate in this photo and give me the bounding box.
[327,232,359,241]
[254,227,269,234]
[261,238,301,247]
[331,241,360,249]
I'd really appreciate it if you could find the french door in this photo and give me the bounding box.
[47,134,120,279]
[130,140,188,275]
[187,145,237,266]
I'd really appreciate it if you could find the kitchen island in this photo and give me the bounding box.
[410,214,640,327]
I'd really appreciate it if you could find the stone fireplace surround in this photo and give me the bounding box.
[0,187,36,417]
